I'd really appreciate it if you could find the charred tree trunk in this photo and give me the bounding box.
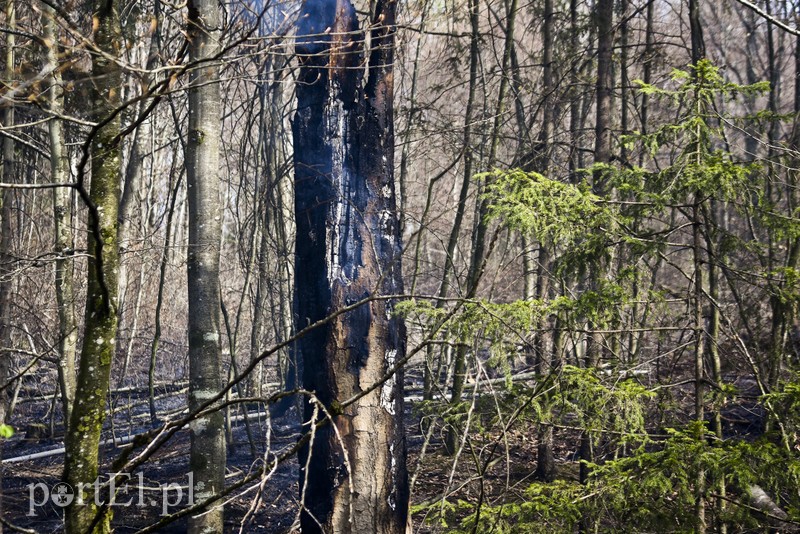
[185,0,227,531]
[63,1,123,532]
[293,0,408,531]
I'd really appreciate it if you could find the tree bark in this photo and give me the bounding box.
[259,65,297,416]
[423,0,481,402]
[532,0,557,484]
[689,2,707,532]
[63,0,123,531]
[185,0,227,531]
[445,0,517,454]
[0,0,14,422]
[775,11,800,394]
[0,2,15,531]
[568,0,582,179]
[148,168,182,427]
[45,5,78,430]
[117,0,162,386]
[619,0,630,162]
[689,0,706,66]
[293,0,409,531]
[594,0,614,172]
[641,0,654,140]
[580,0,614,489]
[766,0,786,391]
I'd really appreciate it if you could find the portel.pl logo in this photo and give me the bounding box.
[27,472,195,517]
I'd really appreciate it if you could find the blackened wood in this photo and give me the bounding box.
[293,0,408,531]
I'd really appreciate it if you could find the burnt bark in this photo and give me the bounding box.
[293,0,408,532]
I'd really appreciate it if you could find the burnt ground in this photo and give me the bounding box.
[1,392,500,533]
[1,384,302,533]
[3,423,300,533]
[0,370,771,533]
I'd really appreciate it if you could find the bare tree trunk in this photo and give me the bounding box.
[118,0,160,243]
[774,12,800,393]
[641,0,654,140]
[185,0,226,531]
[689,0,705,65]
[533,0,557,484]
[63,1,123,532]
[248,206,268,399]
[619,0,630,162]
[263,69,297,417]
[692,195,707,534]
[45,5,78,429]
[742,10,760,161]
[117,0,161,344]
[293,1,408,531]
[766,0,786,391]
[424,0,481,402]
[701,199,726,533]
[445,0,517,454]
[0,2,15,530]
[568,0,582,179]
[149,169,182,427]
[0,0,13,418]
[580,0,614,490]
[533,0,554,374]
[689,1,707,531]
[398,1,429,234]
[593,0,614,172]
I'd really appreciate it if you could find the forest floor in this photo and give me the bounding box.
[2,385,301,533]
[0,370,768,533]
